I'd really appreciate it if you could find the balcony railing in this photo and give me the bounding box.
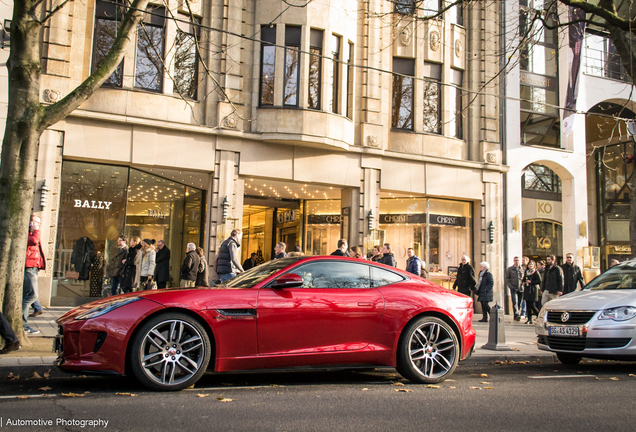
[584,32,631,82]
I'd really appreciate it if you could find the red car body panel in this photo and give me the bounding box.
[56,257,476,376]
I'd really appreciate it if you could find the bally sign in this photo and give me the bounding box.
[74,200,112,210]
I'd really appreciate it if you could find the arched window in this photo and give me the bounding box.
[522,164,562,201]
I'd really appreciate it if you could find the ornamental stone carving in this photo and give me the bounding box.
[43,89,62,103]
[222,114,238,129]
[485,152,497,163]
[429,31,440,52]
[399,25,412,46]
[455,40,463,58]
[366,135,379,147]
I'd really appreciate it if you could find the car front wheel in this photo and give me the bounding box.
[130,312,211,391]
[396,316,460,384]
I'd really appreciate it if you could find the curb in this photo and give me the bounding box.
[464,353,558,365]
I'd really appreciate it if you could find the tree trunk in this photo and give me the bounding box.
[631,174,636,260]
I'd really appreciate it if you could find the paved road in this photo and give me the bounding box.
[1,359,636,431]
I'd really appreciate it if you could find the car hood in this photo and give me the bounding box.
[544,289,636,311]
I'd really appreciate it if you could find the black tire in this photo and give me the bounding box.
[396,316,460,384]
[556,352,582,365]
[130,312,211,391]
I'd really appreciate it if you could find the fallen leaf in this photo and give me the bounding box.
[480,374,488,377]
[62,392,85,397]
[38,386,52,391]
[426,385,441,389]
[392,382,405,386]
[217,397,234,402]
[577,371,583,374]
[480,382,491,385]
[484,387,494,389]
[361,388,369,391]
[43,369,51,378]
[31,371,42,379]
[394,389,413,393]
[596,377,602,381]
[629,374,635,377]
[270,384,279,387]
[512,348,519,351]
[115,392,137,396]
[449,386,456,389]
[197,394,210,398]
[187,385,195,389]
[469,387,481,390]
[17,396,29,399]
[609,377,619,381]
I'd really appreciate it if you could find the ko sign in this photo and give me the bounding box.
[536,200,554,218]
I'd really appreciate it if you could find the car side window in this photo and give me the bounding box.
[372,267,406,288]
[292,261,371,288]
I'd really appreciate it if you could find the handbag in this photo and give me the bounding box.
[65,270,79,280]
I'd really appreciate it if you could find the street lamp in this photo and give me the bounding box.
[222,197,229,221]
[488,221,495,244]
[39,180,49,209]
[367,209,374,231]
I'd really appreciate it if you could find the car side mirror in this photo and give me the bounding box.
[270,273,304,289]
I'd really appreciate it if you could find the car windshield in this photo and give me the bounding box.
[222,258,299,288]
[585,261,636,290]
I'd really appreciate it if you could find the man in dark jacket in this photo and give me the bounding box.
[453,255,476,296]
[216,230,244,283]
[109,235,128,295]
[274,242,288,259]
[475,261,494,322]
[505,256,524,321]
[541,254,564,305]
[180,243,200,287]
[23,215,46,334]
[243,253,257,271]
[378,243,397,267]
[121,237,142,293]
[561,253,585,295]
[405,248,422,276]
[330,239,350,256]
[155,240,171,289]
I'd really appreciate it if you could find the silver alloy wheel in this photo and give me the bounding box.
[138,319,206,387]
[408,321,457,379]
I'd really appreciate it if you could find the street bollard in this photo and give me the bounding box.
[481,302,512,351]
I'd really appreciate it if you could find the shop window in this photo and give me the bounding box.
[284,26,301,106]
[522,163,562,201]
[92,0,126,87]
[392,57,415,130]
[422,62,441,134]
[260,25,276,106]
[522,220,563,259]
[135,6,166,92]
[449,69,463,139]
[345,41,354,119]
[305,199,341,256]
[173,16,200,99]
[294,261,371,288]
[371,267,405,287]
[394,0,415,15]
[308,29,323,110]
[330,34,341,113]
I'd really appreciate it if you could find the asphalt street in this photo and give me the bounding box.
[1,360,635,432]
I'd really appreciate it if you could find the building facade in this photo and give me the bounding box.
[0,0,507,306]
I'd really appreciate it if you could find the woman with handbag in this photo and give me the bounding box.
[121,237,142,293]
[140,239,156,290]
[522,260,542,324]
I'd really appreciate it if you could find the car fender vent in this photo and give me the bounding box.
[93,331,107,353]
[216,309,256,317]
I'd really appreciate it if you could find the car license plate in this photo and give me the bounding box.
[548,326,580,337]
[54,334,64,354]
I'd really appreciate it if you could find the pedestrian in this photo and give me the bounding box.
[121,236,142,293]
[274,242,287,259]
[0,312,21,354]
[505,256,524,321]
[108,235,128,295]
[331,239,350,256]
[243,252,258,271]
[405,248,423,276]
[561,253,585,295]
[180,243,200,287]
[29,300,44,318]
[474,262,494,322]
[541,254,564,305]
[453,255,476,296]
[378,243,397,267]
[140,239,156,290]
[522,260,542,324]
[288,245,304,257]
[610,259,620,267]
[522,256,530,271]
[350,246,365,259]
[216,229,244,283]
[23,215,46,335]
[155,239,171,289]
[196,247,209,287]
[370,245,383,262]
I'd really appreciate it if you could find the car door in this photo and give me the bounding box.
[257,260,385,355]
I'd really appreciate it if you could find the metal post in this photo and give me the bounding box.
[481,302,512,351]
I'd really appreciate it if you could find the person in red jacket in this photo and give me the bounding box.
[23,215,46,334]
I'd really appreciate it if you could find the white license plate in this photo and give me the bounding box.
[548,326,580,337]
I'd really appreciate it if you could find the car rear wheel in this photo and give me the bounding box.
[130,312,211,391]
[396,316,460,384]
[556,352,582,365]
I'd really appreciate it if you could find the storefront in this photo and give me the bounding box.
[378,197,473,287]
[52,161,205,300]
[522,220,563,262]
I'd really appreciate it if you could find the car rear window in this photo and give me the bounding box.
[585,262,636,290]
[371,267,406,288]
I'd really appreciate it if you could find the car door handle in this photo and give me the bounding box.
[357,302,373,307]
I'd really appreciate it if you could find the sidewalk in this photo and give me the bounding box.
[0,307,555,367]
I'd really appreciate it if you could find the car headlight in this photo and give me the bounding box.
[75,297,141,320]
[538,306,547,320]
[598,306,636,322]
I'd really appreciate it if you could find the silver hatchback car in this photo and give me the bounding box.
[536,259,636,365]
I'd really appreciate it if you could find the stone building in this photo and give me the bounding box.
[0,0,506,306]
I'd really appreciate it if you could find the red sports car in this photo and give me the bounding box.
[55,257,476,391]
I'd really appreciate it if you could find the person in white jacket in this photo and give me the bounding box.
[140,239,157,290]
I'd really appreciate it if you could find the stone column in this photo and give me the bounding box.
[340,187,362,249]
[361,168,380,254]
